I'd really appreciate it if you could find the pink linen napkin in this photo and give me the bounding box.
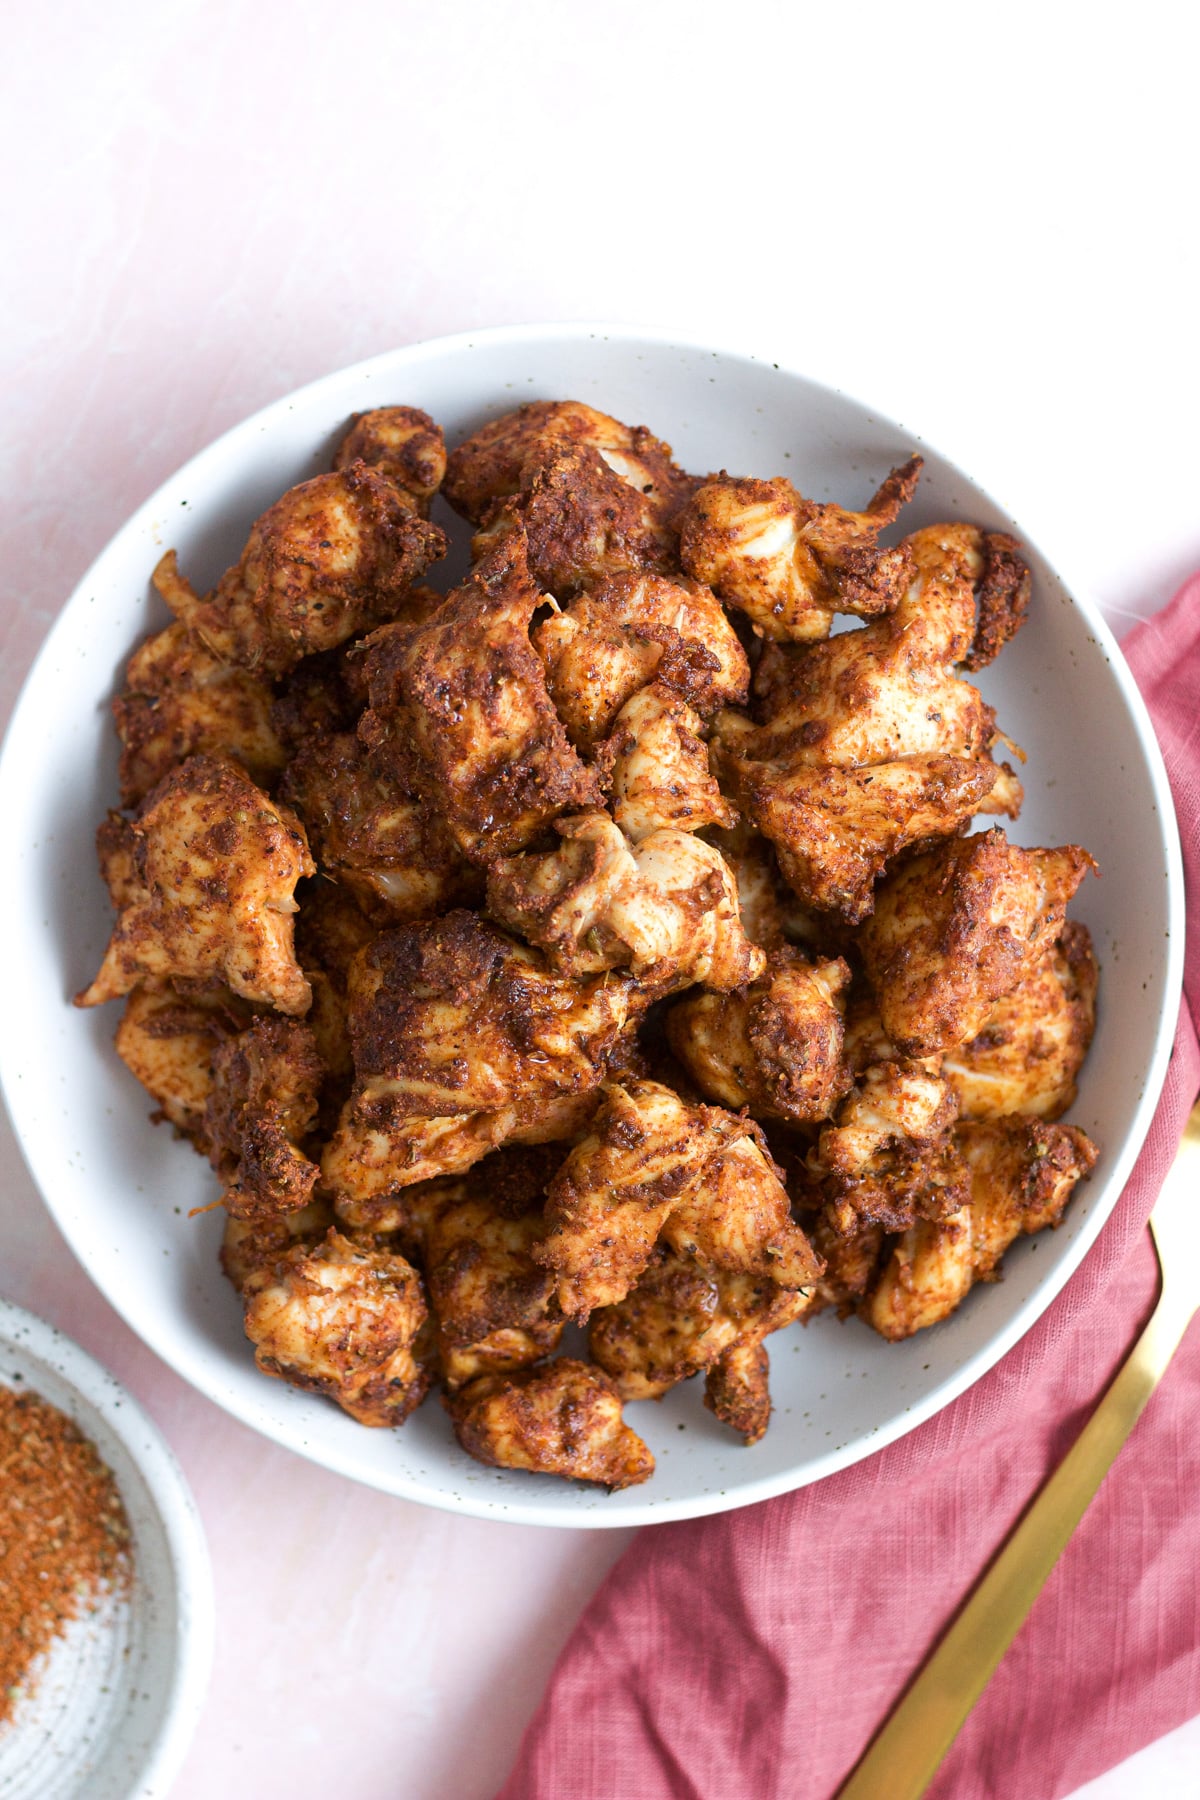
[497,574,1200,1800]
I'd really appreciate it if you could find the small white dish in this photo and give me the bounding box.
[0,323,1184,1527]
[0,1299,213,1798]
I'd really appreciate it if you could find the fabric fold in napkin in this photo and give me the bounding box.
[497,573,1200,1800]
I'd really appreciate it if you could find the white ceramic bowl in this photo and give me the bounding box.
[0,1300,213,1796]
[0,325,1183,1528]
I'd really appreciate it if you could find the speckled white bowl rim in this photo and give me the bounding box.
[0,322,1185,1528]
[0,1297,213,1793]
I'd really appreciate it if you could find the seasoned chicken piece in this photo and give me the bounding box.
[204,1017,324,1219]
[328,1110,497,1223]
[268,589,444,756]
[589,1248,811,1436]
[152,462,446,678]
[281,727,481,922]
[535,1079,743,1319]
[957,530,1035,671]
[534,571,749,752]
[95,811,144,908]
[113,622,286,807]
[536,1077,819,1326]
[444,400,696,529]
[243,1228,430,1425]
[589,1247,733,1399]
[704,819,824,952]
[858,830,1096,1058]
[77,755,315,1015]
[720,756,1002,923]
[474,445,688,597]
[332,1085,605,1233]
[714,524,1030,919]
[332,406,447,515]
[486,812,637,975]
[866,1207,978,1342]
[863,1118,1098,1340]
[679,455,923,641]
[486,812,764,992]
[943,921,1098,1120]
[804,983,966,1236]
[805,1051,964,1231]
[589,1220,815,1443]
[322,912,633,1204]
[704,1338,774,1443]
[819,1106,968,1239]
[666,948,852,1123]
[450,398,701,602]
[443,1357,654,1490]
[338,910,632,1122]
[742,525,1028,767]
[389,1146,565,1389]
[600,683,734,841]
[818,1061,957,1181]
[359,531,601,862]
[114,984,250,1145]
[660,1125,823,1289]
[220,1196,335,1296]
[599,829,770,991]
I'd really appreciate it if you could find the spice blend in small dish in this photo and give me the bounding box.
[0,1384,133,1726]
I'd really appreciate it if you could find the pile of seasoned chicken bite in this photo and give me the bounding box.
[79,398,1100,1491]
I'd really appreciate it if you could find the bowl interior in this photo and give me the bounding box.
[0,327,1181,1526]
[0,1303,211,1796]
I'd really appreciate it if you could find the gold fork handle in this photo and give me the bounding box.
[837,1283,1195,1799]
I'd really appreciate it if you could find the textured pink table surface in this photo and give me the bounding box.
[3,8,1199,1797]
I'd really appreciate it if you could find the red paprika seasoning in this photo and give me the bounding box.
[0,1383,133,1725]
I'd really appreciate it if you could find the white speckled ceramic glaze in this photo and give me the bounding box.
[0,1300,212,1794]
[0,325,1183,1527]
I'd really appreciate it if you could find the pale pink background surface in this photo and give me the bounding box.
[2,6,1199,1796]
